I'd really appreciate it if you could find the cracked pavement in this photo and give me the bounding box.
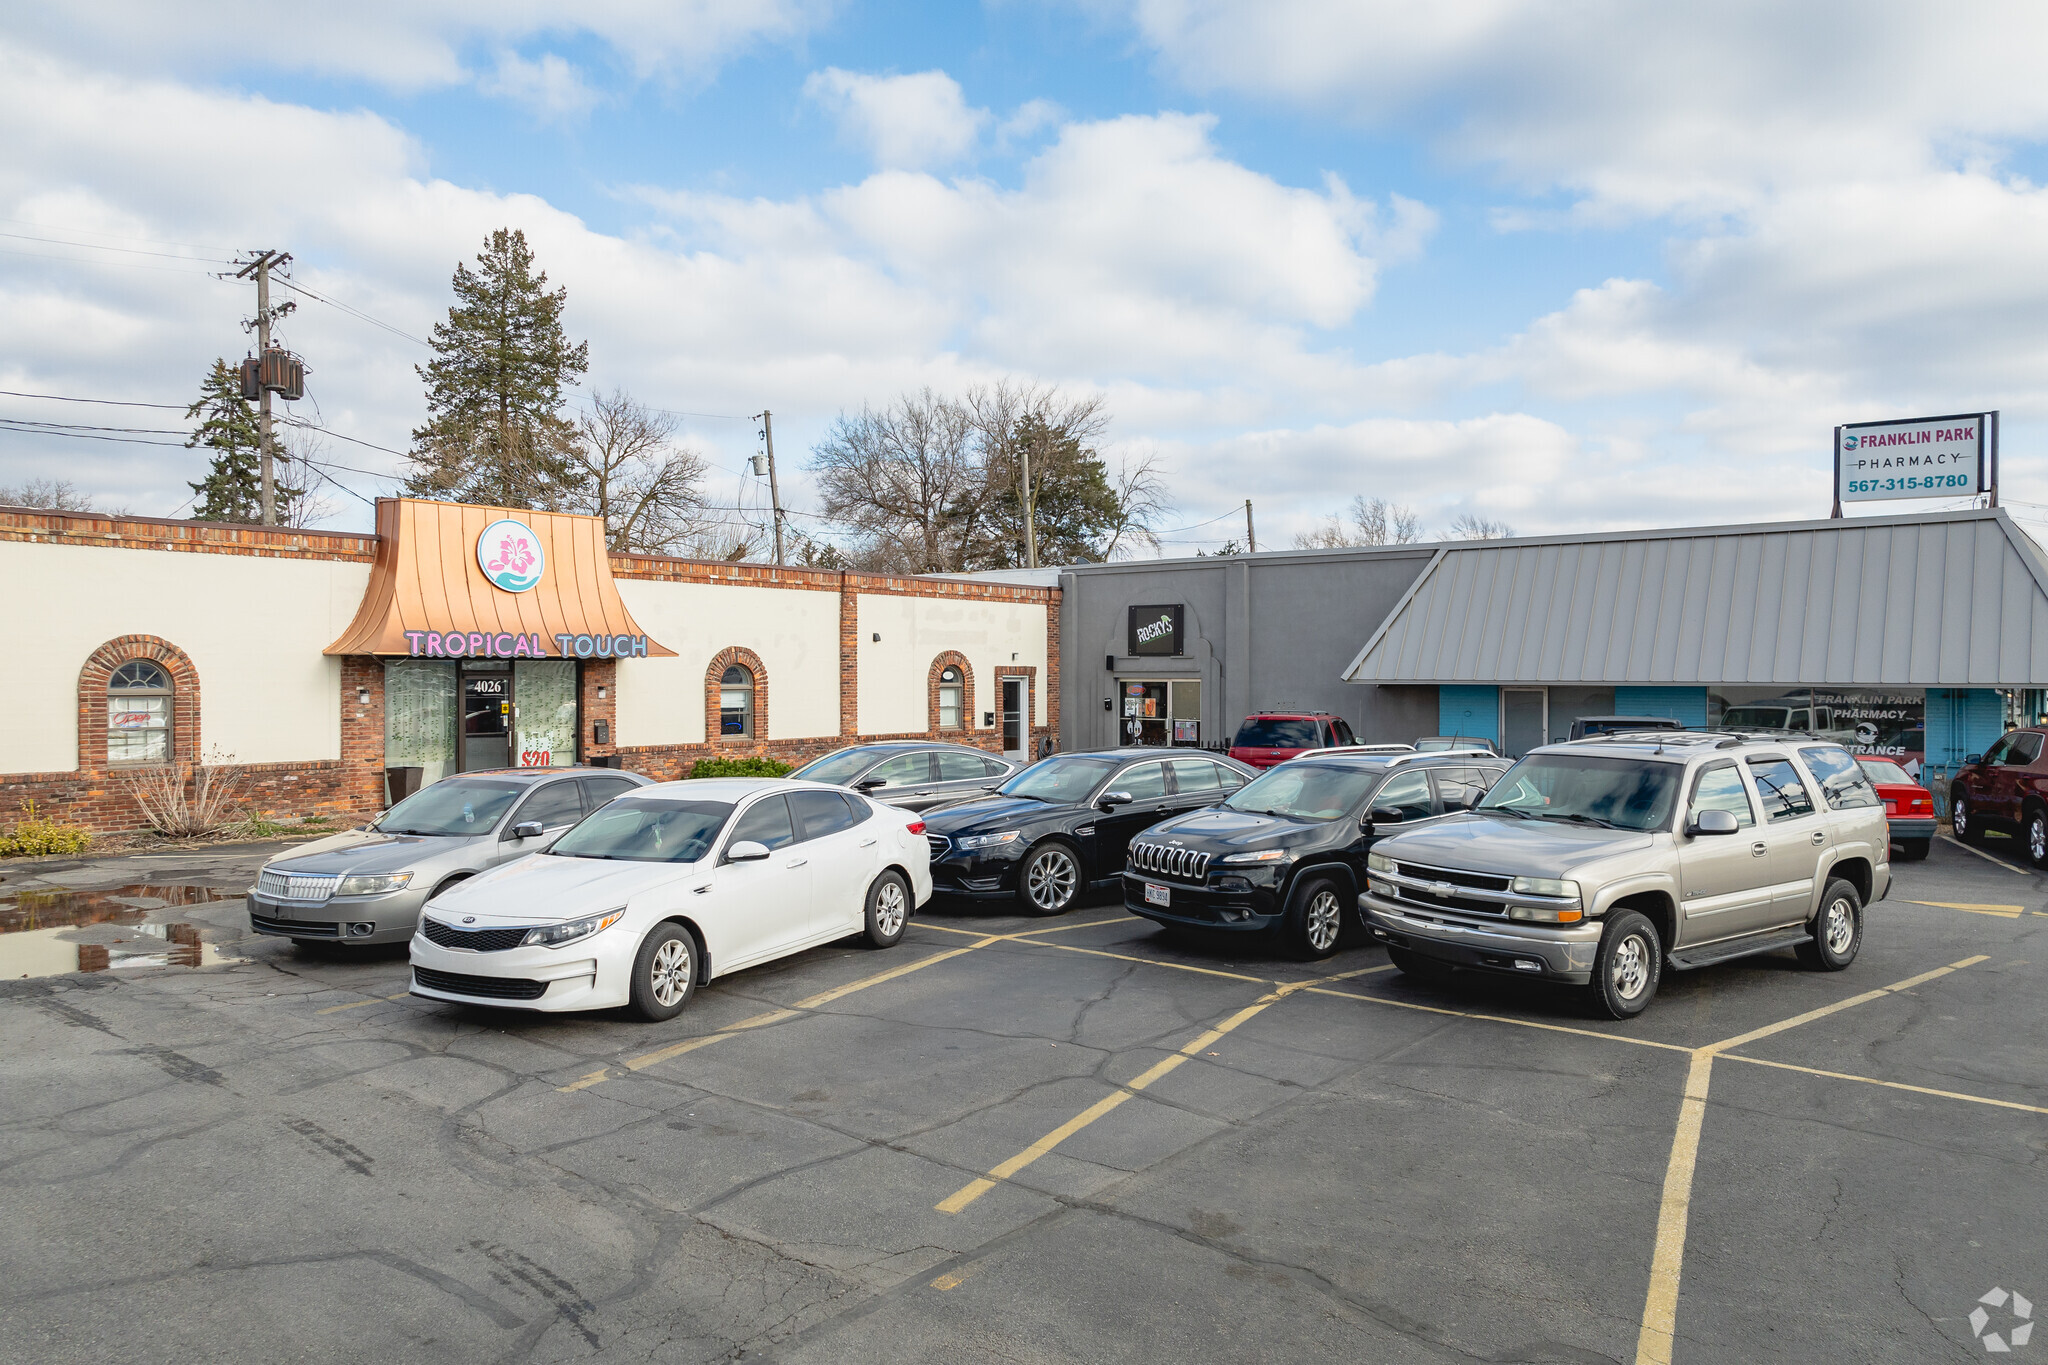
[1,836,2042,1363]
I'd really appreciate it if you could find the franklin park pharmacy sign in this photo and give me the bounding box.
[1835,412,1995,506]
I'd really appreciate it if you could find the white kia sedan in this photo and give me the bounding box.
[408,778,933,1020]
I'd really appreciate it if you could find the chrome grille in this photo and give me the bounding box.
[1393,861,1511,892]
[255,869,341,902]
[926,834,951,860]
[420,918,530,952]
[1128,841,1212,883]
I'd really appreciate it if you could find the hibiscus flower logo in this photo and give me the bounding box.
[476,519,545,592]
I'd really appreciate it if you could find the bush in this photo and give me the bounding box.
[0,801,91,858]
[686,756,793,779]
[119,750,246,837]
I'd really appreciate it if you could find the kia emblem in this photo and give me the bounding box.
[463,916,476,924]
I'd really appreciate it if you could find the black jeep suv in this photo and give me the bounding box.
[1123,751,1511,958]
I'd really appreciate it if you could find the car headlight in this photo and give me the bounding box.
[1510,876,1578,901]
[1366,852,1396,874]
[337,872,413,896]
[1220,849,1290,864]
[957,830,1021,850]
[521,910,625,949]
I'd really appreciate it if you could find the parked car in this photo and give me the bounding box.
[1359,733,1891,1018]
[789,741,1019,813]
[1567,716,1685,741]
[1856,757,1935,861]
[248,767,653,946]
[923,748,1258,915]
[1414,736,1501,754]
[1950,726,2048,865]
[1123,751,1511,958]
[1228,712,1357,768]
[408,779,932,1019]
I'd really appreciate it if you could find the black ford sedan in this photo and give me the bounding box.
[1123,752,1510,958]
[923,748,1258,915]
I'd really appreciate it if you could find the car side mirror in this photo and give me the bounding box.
[508,820,545,841]
[1369,806,1404,825]
[1097,790,1133,810]
[1688,809,1740,837]
[854,778,885,792]
[725,840,771,863]
[1965,753,1983,765]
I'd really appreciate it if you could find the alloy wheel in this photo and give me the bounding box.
[649,937,691,1008]
[1611,932,1651,1001]
[1027,848,1078,911]
[1824,896,1857,955]
[1306,890,1341,952]
[874,880,907,937]
[1953,799,1970,838]
[2031,814,2047,864]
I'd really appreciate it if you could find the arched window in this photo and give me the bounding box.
[719,664,755,738]
[107,660,172,765]
[937,665,964,729]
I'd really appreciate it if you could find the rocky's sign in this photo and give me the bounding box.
[1127,604,1184,657]
[1835,412,1994,505]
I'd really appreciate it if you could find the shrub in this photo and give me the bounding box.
[0,801,91,858]
[120,750,247,837]
[686,756,792,779]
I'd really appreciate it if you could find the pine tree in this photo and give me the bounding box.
[980,413,1121,568]
[186,358,296,523]
[405,228,590,509]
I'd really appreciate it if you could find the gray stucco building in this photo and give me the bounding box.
[1057,508,2048,788]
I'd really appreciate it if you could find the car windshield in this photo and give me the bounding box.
[1234,719,1319,749]
[790,747,894,786]
[1477,754,1681,832]
[1858,758,1914,784]
[999,755,1120,803]
[376,780,523,836]
[1723,706,1794,730]
[1224,763,1384,821]
[547,798,734,863]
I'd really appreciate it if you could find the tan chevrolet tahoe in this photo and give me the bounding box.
[1358,732,1891,1018]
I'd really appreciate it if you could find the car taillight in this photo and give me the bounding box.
[1912,799,1931,811]
[907,821,926,834]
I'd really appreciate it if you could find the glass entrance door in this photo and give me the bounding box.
[1001,677,1025,761]
[461,667,512,771]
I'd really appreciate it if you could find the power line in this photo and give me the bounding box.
[0,245,222,274]
[0,229,232,263]
[0,421,187,448]
[0,387,187,410]
[273,278,433,348]
[0,218,241,254]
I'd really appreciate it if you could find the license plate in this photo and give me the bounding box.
[1144,882,1170,907]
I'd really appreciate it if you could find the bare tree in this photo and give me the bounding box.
[1293,495,1423,549]
[1446,512,1515,540]
[965,381,1111,569]
[812,389,988,573]
[277,434,337,529]
[1099,449,1174,560]
[568,390,708,553]
[0,478,125,513]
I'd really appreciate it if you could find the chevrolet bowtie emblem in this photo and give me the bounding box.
[1432,882,1452,895]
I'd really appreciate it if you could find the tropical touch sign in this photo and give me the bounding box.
[477,518,544,592]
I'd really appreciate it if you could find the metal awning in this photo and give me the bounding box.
[1343,509,2048,689]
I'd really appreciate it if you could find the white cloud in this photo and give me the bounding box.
[478,51,601,122]
[803,68,990,170]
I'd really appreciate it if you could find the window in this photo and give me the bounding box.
[1479,754,1681,832]
[1113,763,1169,800]
[789,790,859,840]
[727,793,795,850]
[1798,747,1880,810]
[378,779,524,836]
[1215,764,1248,790]
[107,660,172,765]
[1372,770,1437,822]
[936,751,997,782]
[1168,758,1221,794]
[581,776,638,810]
[513,780,586,831]
[938,666,964,729]
[719,665,755,737]
[2005,732,2044,766]
[1232,718,1319,749]
[1688,761,1756,828]
[548,799,731,864]
[1432,766,1494,810]
[1225,763,1383,821]
[1331,718,1357,745]
[868,753,934,788]
[1746,757,1815,822]
[1981,733,2018,765]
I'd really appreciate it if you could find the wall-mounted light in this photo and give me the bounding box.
[356,685,370,705]
[1011,652,1018,661]
[597,685,607,700]
[872,632,881,642]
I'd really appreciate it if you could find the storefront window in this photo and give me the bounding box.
[1711,687,1924,771]
[106,660,171,765]
[1116,678,1204,747]
[938,666,964,729]
[514,660,578,767]
[720,665,755,737]
[385,660,458,787]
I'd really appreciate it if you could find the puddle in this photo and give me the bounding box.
[0,883,243,980]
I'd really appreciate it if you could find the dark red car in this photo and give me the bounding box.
[1856,757,1935,861]
[1951,726,2048,866]
[1228,711,1356,769]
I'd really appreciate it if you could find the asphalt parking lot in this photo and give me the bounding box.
[3,834,2044,1364]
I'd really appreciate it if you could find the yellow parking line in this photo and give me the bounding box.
[916,916,1130,940]
[1301,986,1695,1052]
[315,991,411,1014]
[1717,1053,2048,1116]
[1903,899,2025,918]
[1013,938,1269,984]
[1941,834,2030,874]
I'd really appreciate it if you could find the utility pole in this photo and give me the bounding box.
[231,250,293,526]
[756,410,786,565]
[1244,499,1256,554]
[1021,426,1039,570]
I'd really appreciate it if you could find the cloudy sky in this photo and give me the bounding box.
[4,2,2046,549]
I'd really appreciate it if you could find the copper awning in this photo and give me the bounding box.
[326,498,674,657]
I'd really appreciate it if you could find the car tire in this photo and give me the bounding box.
[1387,946,1451,981]
[628,923,697,1022]
[1796,878,1862,971]
[1951,793,1981,843]
[1896,837,1931,862]
[1586,910,1661,1020]
[1280,876,1345,960]
[2026,807,2048,868]
[1017,840,1082,917]
[862,871,909,949]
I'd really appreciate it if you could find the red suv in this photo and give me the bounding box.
[1228,711,1357,769]
[1951,726,2048,865]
